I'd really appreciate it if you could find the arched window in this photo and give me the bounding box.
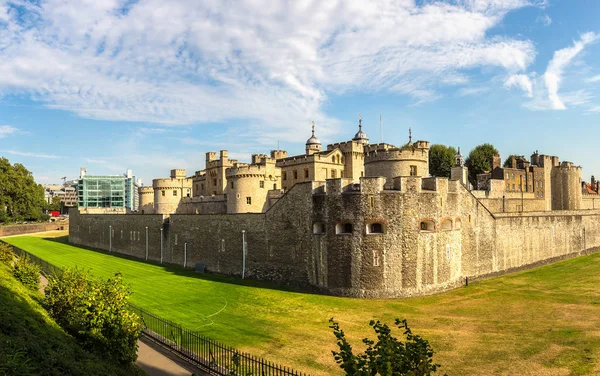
[455,218,462,230]
[419,220,435,232]
[336,222,353,234]
[366,222,385,234]
[441,219,452,231]
[313,222,325,234]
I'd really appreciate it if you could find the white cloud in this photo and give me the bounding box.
[2,150,63,159]
[543,32,599,110]
[587,75,600,83]
[589,106,600,113]
[0,0,541,143]
[536,14,552,26]
[0,125,18,137]
[456,87,490,96]
[504,74,533,97]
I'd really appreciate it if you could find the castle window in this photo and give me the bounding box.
[231,181,234,189]
[441,219,452,231]
[455,219,462,230]
[304,169,309,178]
[336,222,353,235]
[283,172,287,181]
[173,190,177,196]
[161,190,165,197]
[506,173,509,180]
[512,184,515,190]
[313,222,325,234]
[366,222,385,234]
[195,184,198,192]
[512,173,515,179]
[410,165,417,176]
[419,220,435,232]
[201,183,204,191]
[213,179,217,186]
[260,181,264,188]
[331,170,336,178]
[246,197,251,205]
[332,156,335,163]
[506,184,510,191]
[293,170,298,179]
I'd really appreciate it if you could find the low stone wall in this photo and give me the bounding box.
[0,221,68,237]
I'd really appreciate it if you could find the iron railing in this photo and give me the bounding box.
[1,240,309,376]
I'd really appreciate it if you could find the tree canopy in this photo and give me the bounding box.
[429,144,457,178]
[503,155,521,168]
[0,157,46,223]
[465,143,499,186]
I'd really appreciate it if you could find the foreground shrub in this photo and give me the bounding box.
[0,243,14,265]
[44,269,142,364]
[329,318,443,376]
[12,256,40,291]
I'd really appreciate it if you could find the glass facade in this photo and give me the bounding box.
[78,176,129,209]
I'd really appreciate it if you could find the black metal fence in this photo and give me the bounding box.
[0,240,309,376]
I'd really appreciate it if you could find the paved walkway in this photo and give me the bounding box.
[39,274,203,376]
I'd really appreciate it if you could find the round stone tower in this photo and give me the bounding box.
[139,186,154,214]
[153,169,193,215]
[551,161,582,210]
[305,121,322,155]
[226,157,281,214]
[364,129,429,186]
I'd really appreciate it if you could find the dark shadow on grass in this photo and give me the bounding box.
[43,235,325,296]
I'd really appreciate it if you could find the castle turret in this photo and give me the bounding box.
[305,122,322,155]
[551,161,582,210]
[352,115,369,145]
[139,186,154,214]
[450,147,469,188]
[226,157,281,213]
[364,129,429,187]
[153,169,193,214]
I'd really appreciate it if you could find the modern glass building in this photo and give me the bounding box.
[77,168,138,210]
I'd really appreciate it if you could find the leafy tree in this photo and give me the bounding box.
[329,318,443,376]
[465,143,499,186]
[44,269,142,364]
[0,157,46,223]
[429,144,457,178]
[48,196,62,212]
[503,155,520,168]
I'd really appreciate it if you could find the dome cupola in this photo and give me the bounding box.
[305,121,322,155]
[352,115,369,145]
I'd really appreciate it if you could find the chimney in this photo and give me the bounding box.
[510,156,517,169]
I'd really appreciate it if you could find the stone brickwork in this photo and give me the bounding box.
[69,173,600,298]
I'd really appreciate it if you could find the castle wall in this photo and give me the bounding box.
[69,176,600,298]
[582,195,600,210]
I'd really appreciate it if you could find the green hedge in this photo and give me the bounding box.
[12,256,40,291]
[0,243,14,265]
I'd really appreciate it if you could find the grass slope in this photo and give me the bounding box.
[0,261,142,376]
[5,233,600,375]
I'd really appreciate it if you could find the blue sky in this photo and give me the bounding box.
[0,0,599,185]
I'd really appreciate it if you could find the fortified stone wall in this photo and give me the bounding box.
[0,221,68,237]
[69,176,600,298]
[582,195,600,210]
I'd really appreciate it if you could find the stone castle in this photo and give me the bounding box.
[69,119,600,298]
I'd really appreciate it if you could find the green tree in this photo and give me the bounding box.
[329,318,443,376]
[0,157,46,223]
[503,155,520,168]
[48,196,62,212]
[429,144,457,178]
[465,143,499,186]
[44,269,142,364]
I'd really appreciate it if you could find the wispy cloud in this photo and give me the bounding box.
[544,32,599,110]
[587,75,600,83]
[504,74,533,97]
[0,125,18,137]
[456,87,490,97]
[536,14,552,26]
[2,150,63,159]
[0,0,542,144]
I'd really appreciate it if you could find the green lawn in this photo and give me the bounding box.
[5,233,600,375]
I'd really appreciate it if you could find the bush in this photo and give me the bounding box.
[329,318,443,376]
[0,243,14,265]
[44,269,142,364]
[12,256,40,291]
